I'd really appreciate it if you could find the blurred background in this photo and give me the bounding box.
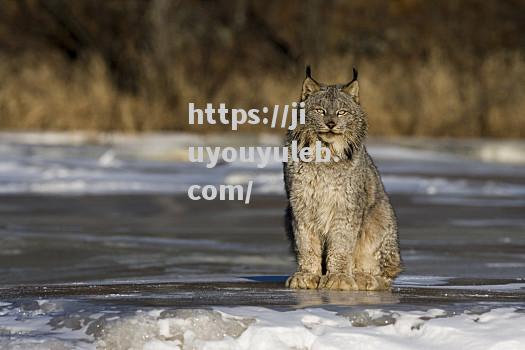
[0,0,524,137]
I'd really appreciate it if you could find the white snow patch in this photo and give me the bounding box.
[94,307,525,350]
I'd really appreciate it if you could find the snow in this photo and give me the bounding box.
[98,307,525,350]
[1,133,525,200]
[1,299,524,350]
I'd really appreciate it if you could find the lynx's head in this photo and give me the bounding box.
[293,66,368,160]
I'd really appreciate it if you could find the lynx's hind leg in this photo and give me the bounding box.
[353,200,401,291]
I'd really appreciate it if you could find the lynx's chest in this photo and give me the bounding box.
[288,161,362,206]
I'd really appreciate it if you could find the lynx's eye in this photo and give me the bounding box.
[337,109,349,116]
[314,107,325,115]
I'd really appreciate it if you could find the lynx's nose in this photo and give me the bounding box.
[326,121,336,129]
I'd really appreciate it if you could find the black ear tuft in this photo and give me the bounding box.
[306,65,312,78]
[352,67,358,82]
[301,65,320,101]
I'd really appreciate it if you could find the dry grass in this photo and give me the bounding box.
[0,54,172,132]
[1,50,524,137]
[361,51,525,137]
[0,0,524,137]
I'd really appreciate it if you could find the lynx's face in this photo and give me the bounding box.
[305,87,366,144]
[295,67,368,159]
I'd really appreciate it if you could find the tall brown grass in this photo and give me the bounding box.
[0,54,171,131]
[0,0,524,137]
[1,50,523,137]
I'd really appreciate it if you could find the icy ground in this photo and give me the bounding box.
[1,132,525,350]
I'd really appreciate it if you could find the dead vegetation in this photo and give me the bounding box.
[0,0,524,137]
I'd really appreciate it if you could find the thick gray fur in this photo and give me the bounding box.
[284,66,402,291]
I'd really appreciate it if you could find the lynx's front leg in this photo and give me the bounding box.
[286,219,323,289]
[318,212,362,290]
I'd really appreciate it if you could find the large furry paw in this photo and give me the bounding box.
[318,274,358,291]
[354,273,391,291]
[285,272,321,289]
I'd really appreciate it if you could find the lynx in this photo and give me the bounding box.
[284,67,401,291]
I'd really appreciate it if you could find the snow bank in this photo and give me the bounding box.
[1,298,524,350]
[96,307,525,350]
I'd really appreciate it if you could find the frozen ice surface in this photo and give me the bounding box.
[1,133,525,349]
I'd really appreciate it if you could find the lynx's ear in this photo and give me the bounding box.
[301,66,320,101]
[342,67,359,103]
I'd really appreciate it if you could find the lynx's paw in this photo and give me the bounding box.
[318,274,358,291]
[286,272,321,289]
[354,273,391,291]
